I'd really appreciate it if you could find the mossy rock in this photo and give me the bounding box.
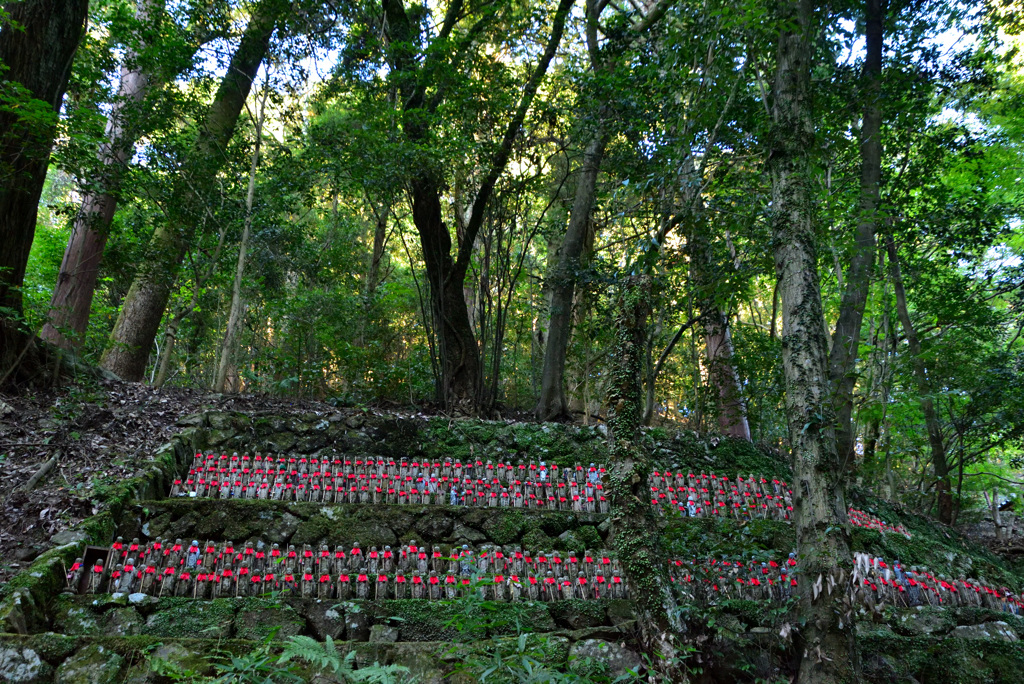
[574,525,603,550]
[482,511,528,545]
[127,642,213,683]
[54,644,124,684]
[549,600,607,630]
[232,600,304,641]
[0,644,54,683]
[485,601,556,637]
[222,513,266,542]
[103,608,143,637]
[192,509,230,539]
[891,606,955,637]
[52,602,100,636]
[520,528,554,553]
[414,511,456,540]
[140,512,173,539]
[141,599,236,638]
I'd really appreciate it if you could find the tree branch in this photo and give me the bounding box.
[451,0,574,283]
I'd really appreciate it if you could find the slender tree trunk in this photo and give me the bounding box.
[214,88,267,392]
[536,131,606,420]
[828,0,885,471]
[41,0,165,351]
[0,0,88,375]
[768,2,860,681]
[99,0,286,381]
[366,206,388,301]
[886,236,953,523]
[606,275,685,681]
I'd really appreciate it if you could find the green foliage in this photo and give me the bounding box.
[278,635,414,683]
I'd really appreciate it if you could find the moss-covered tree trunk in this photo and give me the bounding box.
[606,274,685,680]
[767,1,861,682]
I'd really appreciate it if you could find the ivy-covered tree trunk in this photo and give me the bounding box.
[0,0,88,375]
[100,0,287,381]
[606,274,685,680]
[828,0,885,470]
[767,1,861,682]
[41,0,165,351]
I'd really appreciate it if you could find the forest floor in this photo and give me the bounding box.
[0,377,343,585]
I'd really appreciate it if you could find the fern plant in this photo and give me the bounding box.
[278,635,416,683]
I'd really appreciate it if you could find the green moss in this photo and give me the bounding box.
[140,598,237,639]
[859,634,1024,684]
[662,517,795,561]
[482,510,525,545]
[548,600,606,629]
[23,632,79,663]
[232,599,304,641]
[520,528,554,552]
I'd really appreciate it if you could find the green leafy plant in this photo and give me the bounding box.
[278,635,414,683]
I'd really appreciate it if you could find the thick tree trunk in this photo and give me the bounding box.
[886,236,953,524]
[768,2,860,682]
[536,131,606,420]
[828,0,885,470]
[410,177,482,406]
[0,0,88,317]
[606,275,685,681]
[689,210,751,439]
[0,0,88,375]
[100,0,285,381]
[214,89,266,393]
[41,0,164,351]
[703,311,751,439]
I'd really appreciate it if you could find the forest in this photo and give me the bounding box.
[2,0,1024,682]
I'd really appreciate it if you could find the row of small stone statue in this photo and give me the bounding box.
[67,537,1019,614]
[171,453,610,512]
[68,538,629,602]
[666,552,1021,615]
[169,453,910,536]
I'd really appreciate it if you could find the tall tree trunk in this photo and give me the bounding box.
[702,311,751,439]
[828,0,885,470]
[886,236,953,523]
[410,177,482,406]
[41,0,164,351]
[99,0,286,381]
[768,2,861,682]
[536,131,606,420]
[0,0,88,374]
[214,87,267,393]
[689,209,751,439]
[385,0,573,409]
[606,275,685,681]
